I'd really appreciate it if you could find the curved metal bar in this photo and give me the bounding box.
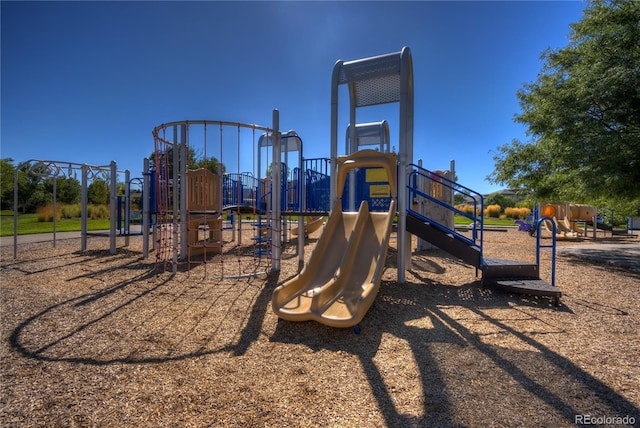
[152,120,271,147]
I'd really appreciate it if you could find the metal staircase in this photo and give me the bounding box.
[406,211,481,268]
[407,164,561,305]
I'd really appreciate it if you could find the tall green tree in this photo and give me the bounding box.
[489,0,640,207]
[43,177,82,205]
[14,162,50,213]
[88,178,110,205]
[149,147,225,176]
[0,158,16,210]
[485,193,516,209]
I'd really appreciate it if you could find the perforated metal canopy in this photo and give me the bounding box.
[336,52,402,107]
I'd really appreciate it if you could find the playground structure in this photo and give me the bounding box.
[11,159,133,258]
[150,120,274,278]
[143,47,561,332]
[330,47,414,281]
[272,46,561,332]
[7,48,566,325]
[537,202,610,239]
[8,47,564,333]
[272,151,396,329]
[149,117,338,278]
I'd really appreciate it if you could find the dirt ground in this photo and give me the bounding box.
[1,227,639,427]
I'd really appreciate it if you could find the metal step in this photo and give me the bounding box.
[482,278,561,306]
[406,213,481,268]
[481,257,539,279]
[480,258,561,305]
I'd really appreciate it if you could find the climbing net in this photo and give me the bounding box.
[151,120,277,279]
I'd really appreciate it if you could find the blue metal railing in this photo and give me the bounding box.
[223,173,260,208]
[536,216,557,287]
[407,164,484,260]
[304,161,331,212]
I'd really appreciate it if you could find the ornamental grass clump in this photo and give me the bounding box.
[504,207,531,219]
[484,204,501,218]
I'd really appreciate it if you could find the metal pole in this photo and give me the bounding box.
[124,169,130,247]
[110,161,117,255]
[398,46,414,282]
[417,159,426,251]
[52,178,57,248]
[151,162,157,253]
[230,210,236,243]
[298,145,304,268]
[397,141,408,280]
[81,164,88,252]
[449,159,455,228]
[272,109,281,271]
[172,126,179,271]
[179,125,188,261]
[283,137,288,244]
[13,168,18,259]
[142,158,150,258]
[330,60,343,211]
[348,104,357,211]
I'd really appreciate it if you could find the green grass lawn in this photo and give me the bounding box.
[2,210,518,237]
[0,212,111,236]
[453,215,518,226]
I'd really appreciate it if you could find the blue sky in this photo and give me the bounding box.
[1,1,586,195]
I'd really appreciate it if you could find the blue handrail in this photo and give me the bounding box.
[407,164,484,260]
[536,216,557,287]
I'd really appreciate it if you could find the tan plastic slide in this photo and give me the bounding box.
[552,216,579,238]
[541,216,578,239]
[291,216,325,236]
[272,199,395,328]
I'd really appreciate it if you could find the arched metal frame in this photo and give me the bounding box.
[345,120,390,154]
[330,47,414,283]
[13,159,128,258]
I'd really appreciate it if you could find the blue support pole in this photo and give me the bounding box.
[536,216,557,287]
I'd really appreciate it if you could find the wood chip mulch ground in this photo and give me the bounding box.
[1,228,639,427]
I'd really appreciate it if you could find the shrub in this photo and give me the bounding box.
[455,204,478,216]
[87,204,109,219]
[484,204,502,218]
[36,204,61,222]
[504,207,531,219]
[34,203,110,221]
[61,203,82,219]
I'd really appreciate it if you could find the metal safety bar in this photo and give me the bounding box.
[407,163,484,257]
[536,216,557,287]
